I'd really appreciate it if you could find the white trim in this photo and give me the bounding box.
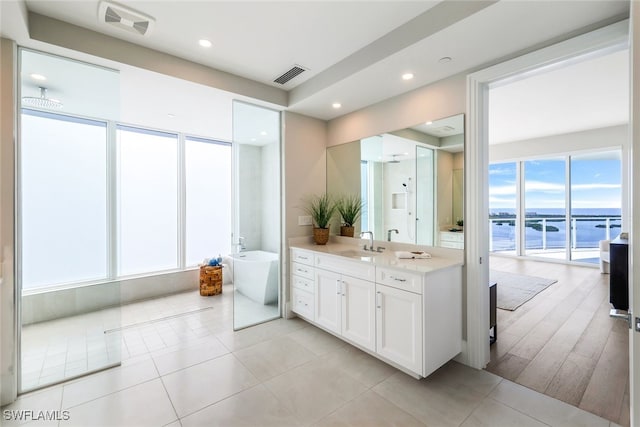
[465,20,629,370]
[629,3,639,426]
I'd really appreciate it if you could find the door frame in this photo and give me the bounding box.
[464,13,631,404]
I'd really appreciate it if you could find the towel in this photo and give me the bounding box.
[395,251,431,259]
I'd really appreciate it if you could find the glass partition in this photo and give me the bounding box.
[19,49,121,392]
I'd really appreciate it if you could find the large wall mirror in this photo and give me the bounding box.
[327,114,464,247]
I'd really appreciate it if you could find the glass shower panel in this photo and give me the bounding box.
[415,146,434,245]
[19,49,121,392]
[232,101,281,330]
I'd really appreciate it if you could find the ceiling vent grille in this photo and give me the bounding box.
[98,1,155,37]
[273,65,307,85]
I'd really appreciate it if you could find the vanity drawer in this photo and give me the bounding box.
[291,248,314,266]
[292,288,314,320]
[291,262,314,280]
[376,268,423,294]
[292,274,314,293]
[314,254,376,281]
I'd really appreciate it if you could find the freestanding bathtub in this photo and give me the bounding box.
[231,250,279,305]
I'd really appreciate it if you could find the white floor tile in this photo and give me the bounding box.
[180,384,301,427]
[162,353,259,418]
[59,379,177,427]
[490,380,610,427]
[62,359,159,409]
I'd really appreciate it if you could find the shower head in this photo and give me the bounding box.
[22,87,63,109]
[388,154,401,164]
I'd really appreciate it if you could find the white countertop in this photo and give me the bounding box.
[290,240,463,274]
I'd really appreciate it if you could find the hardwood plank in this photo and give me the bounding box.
[579,330,628,422]
[572,299,615,361]
[487,255,628,426]
[544,352,597,407]
[515,307,595,393]
[486,353,530,382]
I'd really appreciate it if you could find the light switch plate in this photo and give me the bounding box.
[298,215,312,226]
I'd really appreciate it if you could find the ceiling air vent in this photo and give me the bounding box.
[98,1,155,37]
[273,65,307,85]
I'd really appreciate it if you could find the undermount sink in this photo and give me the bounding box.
[335,249,380,259]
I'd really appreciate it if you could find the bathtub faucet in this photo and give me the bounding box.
[387,229,399,242]
[238,236,246,251]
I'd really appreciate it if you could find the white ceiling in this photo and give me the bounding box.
[0,0,631,140]
[489,48,629,144]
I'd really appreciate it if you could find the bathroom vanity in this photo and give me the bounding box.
[289,241,463,379]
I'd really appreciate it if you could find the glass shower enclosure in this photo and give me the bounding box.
[231,101,281,330]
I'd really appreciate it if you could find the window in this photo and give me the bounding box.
[524,158,566,257]
[185,137,232,266]
[21,110,108,289]
[21,113,234,289]
[489,151,621,263]
[116,125,179,276]
[489,162,517,253]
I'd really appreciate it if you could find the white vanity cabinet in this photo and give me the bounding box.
[375,268,425,374]
[289,245,462,378]
[315,255,376,352]
[440,231,464,249]
[376,283,423,374]
[290,249,315,321]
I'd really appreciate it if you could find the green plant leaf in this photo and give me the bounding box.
[302,193,337,229]
[336,194,363,227]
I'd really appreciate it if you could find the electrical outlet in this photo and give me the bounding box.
[298,215,312,226]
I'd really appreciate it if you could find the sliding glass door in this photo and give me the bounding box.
[523,158,567,259]
[490,150,621,264]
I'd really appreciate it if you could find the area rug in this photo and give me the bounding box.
[490,270,557,311]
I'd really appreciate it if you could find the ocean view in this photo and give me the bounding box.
[489,208,622,251]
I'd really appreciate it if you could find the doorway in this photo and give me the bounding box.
[465,17,633,423]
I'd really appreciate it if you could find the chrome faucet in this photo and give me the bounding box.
[360,231,374,251]
[238,236,246,251]
[387,229,399,242]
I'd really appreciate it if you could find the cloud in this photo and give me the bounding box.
[489,167,516,176]
[525,180,564,193]
[490,196,516,205]
[489,185,516,196]
[571,183,621,190]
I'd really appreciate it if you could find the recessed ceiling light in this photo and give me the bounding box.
[439,57,452,63]
[402,73,414,80]
[251,138,257,142]
[260,131,267,136]
[425,121,433,125]
[30,73,47,81]
[198,39,212,48]
[332,103,342,109]
[167,113,176,118]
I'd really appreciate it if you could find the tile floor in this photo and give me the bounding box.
[20,285,277,390]
[6,288,623,427]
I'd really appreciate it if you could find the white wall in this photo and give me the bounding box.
[282,112,327,316]
[327,74,466,147]
[489,124,628,162]
[262,141,280,253]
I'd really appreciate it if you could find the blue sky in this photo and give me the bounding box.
[489,153,621,211]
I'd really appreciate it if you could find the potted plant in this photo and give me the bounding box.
[303,193,336,245]
[336,194,363,237]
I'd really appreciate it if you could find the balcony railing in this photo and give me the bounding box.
[489,215,622,256]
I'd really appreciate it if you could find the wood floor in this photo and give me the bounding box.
[486,255,629,426]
